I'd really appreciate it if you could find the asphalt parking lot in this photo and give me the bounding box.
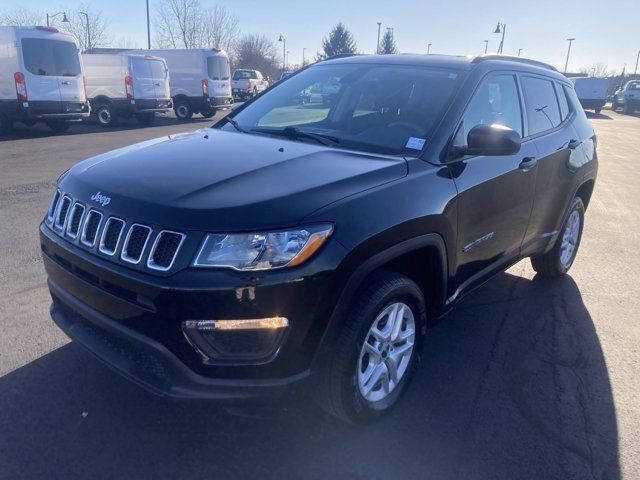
[0,109,639,479]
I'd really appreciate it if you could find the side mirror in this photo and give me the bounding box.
[455,124,521,157]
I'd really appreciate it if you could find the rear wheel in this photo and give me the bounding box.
[0,116,13,135]
[135,112,155,125]
[595,108,602,114]
[201,110,215,119]
[316,270,426,424]
[46,121,70,133]
[174,100,193,121]
[531,196,585,277]
[611,98,619,111]
[95,104,117,127]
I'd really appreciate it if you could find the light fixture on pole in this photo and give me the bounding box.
[427,43,432,54]
[483,40,488,54]
[376,22,382,54]
[518,48,524,57]
[278,34,286,70]
[46,11,69,27]
[79,11,90,51]
[564,38,575,74]
[493,22,506,54]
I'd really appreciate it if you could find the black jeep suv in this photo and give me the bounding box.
[41,54,597,423]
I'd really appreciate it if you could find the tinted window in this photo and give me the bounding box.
[521,76,561,135]
[208,56,230,80]
[455,74,523,146]
[563,84,593,139]
[148,60,166,79]
[21,38,81,77]
[556,83,570,120]
[228,64,463,156]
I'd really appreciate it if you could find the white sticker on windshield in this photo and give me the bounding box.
[406,137,426,150]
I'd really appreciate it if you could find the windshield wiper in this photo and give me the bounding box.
[250,126,340,147]
[223,116,247,133]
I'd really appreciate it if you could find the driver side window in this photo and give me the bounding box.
[454,74,523,147]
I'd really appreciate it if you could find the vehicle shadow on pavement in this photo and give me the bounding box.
[0,272,619,480]
[585,111,613,120]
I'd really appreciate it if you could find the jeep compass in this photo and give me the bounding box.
[40,54,597,423]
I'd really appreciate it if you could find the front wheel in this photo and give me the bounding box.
[623,102,634,115]
[46,121,70,133]
[531,196,585,277]
[201,110,215,119]
[316,270,426,424]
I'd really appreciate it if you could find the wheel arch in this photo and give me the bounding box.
[312,233,448,370]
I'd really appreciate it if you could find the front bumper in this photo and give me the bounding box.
[40,223,345,399]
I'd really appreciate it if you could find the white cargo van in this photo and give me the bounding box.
[141,48,233,120]
[82,53,171,126]
[0,25,89,133]
[569,77,609,114]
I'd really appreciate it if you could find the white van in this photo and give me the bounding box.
[141,48,233,120]
[0,25,89,133]
[82,53,171,126]
[569,77,609,114]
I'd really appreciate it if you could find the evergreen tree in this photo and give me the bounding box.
[317,22,358,60]
[379,30,398,54]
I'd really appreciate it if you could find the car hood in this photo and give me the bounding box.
[60,129,407,231]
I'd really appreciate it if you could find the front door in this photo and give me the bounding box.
[450,73,537,295]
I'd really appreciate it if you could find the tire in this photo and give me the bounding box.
[595,108,602,115]
[174,100,193,121]
[95,104,117,127]
[201,110,215,119]
[531,196,585,277]
[611,98,618,111]
[316,270,426,424]
[623,102,633,115]
[46,121,70,133]
[0,116,13,135]
[135,112,155,125]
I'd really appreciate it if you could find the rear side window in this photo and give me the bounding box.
[521,76,561,135]
[456,74,523,145]
[21,38,81,77]
[556,83,570,120]
[563,85,594,139]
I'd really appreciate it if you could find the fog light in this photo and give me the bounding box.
[182,317,289,365]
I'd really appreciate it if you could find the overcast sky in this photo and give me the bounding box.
[4,0,640,73]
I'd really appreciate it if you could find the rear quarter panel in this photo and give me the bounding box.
[0,28,20,100]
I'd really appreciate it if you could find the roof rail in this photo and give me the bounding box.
[472,54,558,72]
[320,53,361,62]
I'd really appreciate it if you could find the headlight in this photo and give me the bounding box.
[193,224,333,270]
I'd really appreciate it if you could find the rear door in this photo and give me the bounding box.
[450,73,538,288]
[19,36,63,107]
[53,38,84,106]
[207,54,231,97]
[130,56,156,100]
[147,58,169,99]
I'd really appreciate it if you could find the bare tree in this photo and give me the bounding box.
[233,34,279,79]
[0,7,45,26]
[58,4,111,51]
[154,0,238,51]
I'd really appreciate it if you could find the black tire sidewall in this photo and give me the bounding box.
[96,105,115,126]
[174,101,193,120]
[339,280,426,423]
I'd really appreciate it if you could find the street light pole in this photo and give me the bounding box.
[483,40,488,54]
[79,12,90,51]
[302,47,307,66]
[278,34,286,70]
[493,22,506,54]
[635,49,640,75]
[427,43,432,54]
[518,48,523,56]
[376,22,381,54]
[564,38,575,74]
[46,11,69,27]
[146,0,151,49]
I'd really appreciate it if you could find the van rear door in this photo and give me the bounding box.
[146,58,169,99]
[206,54,231,98]
[130,56,157,100]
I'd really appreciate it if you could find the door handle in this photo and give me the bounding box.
[519,157,537,171]
[568,139,582,150]
[61,81,70,85]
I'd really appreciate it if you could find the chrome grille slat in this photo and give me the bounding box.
[99,217,125,256]
[147,231,186,271]
[81,209,103,247]
[121,224,152,264]
[65,202,86,239]
[47,189,61,224]
[53,195,72,231]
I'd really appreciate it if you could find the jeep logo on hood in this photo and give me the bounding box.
[91,192,111,207]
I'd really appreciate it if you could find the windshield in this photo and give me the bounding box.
[21,38,81,77]
[207,55,230,81]
[233,70,257,80]
[224,63,463,155]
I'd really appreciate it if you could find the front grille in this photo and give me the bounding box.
[81,210,103,247]
[121,224,152,264]
[45,189,186,273]
[65,203,85,239]
[54,196,72,230]
[148,231,185,271]
[99,218,125,255]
